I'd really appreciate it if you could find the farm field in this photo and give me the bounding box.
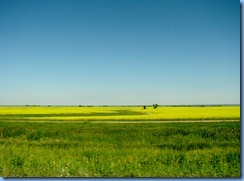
[0,106,240,177]
[0,105,240,122]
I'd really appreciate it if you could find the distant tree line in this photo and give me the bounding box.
[143,104,159,109]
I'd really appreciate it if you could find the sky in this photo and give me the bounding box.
[0,0,240,105]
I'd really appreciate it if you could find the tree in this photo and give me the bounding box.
[153,104,158,109]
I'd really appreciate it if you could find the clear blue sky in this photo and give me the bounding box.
[0,0,240,105]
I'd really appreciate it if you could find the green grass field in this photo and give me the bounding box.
[0,106,240,177]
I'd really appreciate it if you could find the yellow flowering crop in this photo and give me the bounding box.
[0,106,240,121]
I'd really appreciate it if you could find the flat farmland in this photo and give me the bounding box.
[0,106,240,122]
[0,106,240,177]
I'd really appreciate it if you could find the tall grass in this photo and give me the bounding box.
[0,121,240,177]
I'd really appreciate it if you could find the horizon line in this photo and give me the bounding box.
[0,104,240,107]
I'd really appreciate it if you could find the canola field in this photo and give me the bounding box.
[0,105,240,122]
[0,106,240,177]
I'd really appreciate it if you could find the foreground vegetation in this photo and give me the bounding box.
[0,106,240,177]
[0,121,240,177]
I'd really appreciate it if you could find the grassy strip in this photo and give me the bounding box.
[0,118,240,122]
